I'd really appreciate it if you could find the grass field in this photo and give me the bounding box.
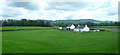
[91,26,119,32]
[2,26,118,53]
[1,26,52,30]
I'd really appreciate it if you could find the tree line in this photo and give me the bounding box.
[1,19,120,27]
[1,19,51,27]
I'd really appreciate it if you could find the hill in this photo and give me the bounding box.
[38,19,102,23]
[55,19,101,23]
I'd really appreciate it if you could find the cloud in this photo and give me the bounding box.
[107,8,117,16]
[8,2,40,10]
[45,2,104,11]
[0,0,23,18]
[1,7,23,17]
[105,0,118,16]
[45,2,88,11]
[0,0,119,21]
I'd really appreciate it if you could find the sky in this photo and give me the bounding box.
[0,0,119,21]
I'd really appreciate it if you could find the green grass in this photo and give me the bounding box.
[1,26,52,30]
[93,26,120,27]
[0,31,1,54]
[91,26,119,32]
[2,28,118,53]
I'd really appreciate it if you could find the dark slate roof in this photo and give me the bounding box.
[77,26,84,29]
[67,24,72,27]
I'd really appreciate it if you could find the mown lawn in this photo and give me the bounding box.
[2,28,118,53]
[1,26,52,30]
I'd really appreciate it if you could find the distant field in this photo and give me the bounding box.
[93,26,120,28]
[91,26,119,32]
[1,26,52,30]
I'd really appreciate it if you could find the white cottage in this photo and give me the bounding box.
[67,24,75,30]
[70,24,75,30]
[82,25,90,32]
[73,25,90,32]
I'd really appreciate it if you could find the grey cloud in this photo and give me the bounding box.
[45,2,92,11]
[107,8,117,16]
[8,2,39,10]
[1,15,18,17]
[1,7,22,17]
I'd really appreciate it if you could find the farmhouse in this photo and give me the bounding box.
[73,25,90,32]
[74,25,84,32]
[82,25,90,32]
[58,24,90,32]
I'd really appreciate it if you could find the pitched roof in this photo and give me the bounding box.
[67,24,74,27]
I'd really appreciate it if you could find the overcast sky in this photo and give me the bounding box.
[0,0,119,21]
